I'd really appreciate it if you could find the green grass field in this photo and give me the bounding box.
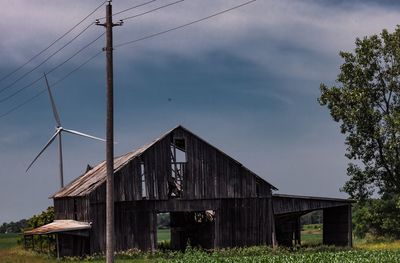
[301,224,322,245]
[157,228,171,242]
[1,228,400,263]
[0,234,20,250]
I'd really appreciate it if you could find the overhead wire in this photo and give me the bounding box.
[97,0,158,20]
[0,51,103,119]
[119,0,184,21]
[0,0,258,118]
[0,0,184,103]
[115,0,257,48]
[0,33,105,103]
[0,0,106,84]
[0,22,96,95]
[0,0,172,97]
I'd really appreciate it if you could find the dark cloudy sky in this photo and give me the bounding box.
[0,0,399,223]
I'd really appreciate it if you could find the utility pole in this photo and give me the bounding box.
[96,1,122,262]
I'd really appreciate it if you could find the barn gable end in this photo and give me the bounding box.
[24,125,352,257]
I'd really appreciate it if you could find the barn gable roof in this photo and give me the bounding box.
[51,125,277,198]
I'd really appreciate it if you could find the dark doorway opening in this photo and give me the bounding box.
[169,210,215,251]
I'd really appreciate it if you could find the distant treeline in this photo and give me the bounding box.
[157,213,170,229]
[0,219,28,233]
[300,211,322,225]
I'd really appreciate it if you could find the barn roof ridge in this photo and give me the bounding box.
[51,125,276,198]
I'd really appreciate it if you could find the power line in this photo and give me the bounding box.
[97,0,158,20]
[115,0,257,48]
[1,0,258,118]
[119,0,184,21]
[115,0,157,16]
[0,33,104,103]
[0,0,184,99]
[0,0,184,97]
[0,22,95,95]
[51,51,103,87]
[0,0,173,94]
[0,51,103,119]
[0,0,106,84]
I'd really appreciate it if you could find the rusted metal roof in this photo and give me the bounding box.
[51,125,277,198]
[51,127,174,198]
[24,220,91,235]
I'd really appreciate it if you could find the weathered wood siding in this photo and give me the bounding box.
[53,126,276,255]
[216,198,273,248]
[88,183,106,253]
[174,128,272,199]
[115,203,157,252]
[111,127,272,202]
[58,233,90,257]
[54,197,90,221]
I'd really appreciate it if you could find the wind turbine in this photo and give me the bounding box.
[26,73,105,188]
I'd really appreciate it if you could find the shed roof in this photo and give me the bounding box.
[52,125,277,198]
[272,194,354,215]
[24,220,91,235]
[273,194,354,203]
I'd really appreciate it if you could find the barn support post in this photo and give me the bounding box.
[270,198,277,248]
[32,235,35,251]
[214,208,220,249]
[149,211,157,253]
[48,235,51,255]
[294,216,301,246]
[347,205,353,247]
[56,234,60,260]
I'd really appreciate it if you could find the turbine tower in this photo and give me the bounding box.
[26,73,105,188]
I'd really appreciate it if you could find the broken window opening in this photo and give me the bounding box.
[141,162,148,199]
[194,210,215,223]
[169,138,186,198]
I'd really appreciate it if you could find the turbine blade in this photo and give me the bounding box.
[62,128,106,142]
[44,73,61,127]
[26,130,60,172]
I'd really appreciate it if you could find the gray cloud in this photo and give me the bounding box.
[0,0,399,223]
[1,0,400,80]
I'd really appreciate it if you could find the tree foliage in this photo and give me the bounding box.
[27,206,54,230]
[157,213,170,229]
[0,219,28,233]
[319,27,400,200]
[352,197,400,239]
[0,207,54,234]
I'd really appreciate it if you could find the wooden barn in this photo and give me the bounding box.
[24,125,353,257]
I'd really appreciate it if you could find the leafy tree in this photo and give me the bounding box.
[352,198,400,238]
[28,206,54,229]
[319,27,400,200]
[157,213,170,229]
[0,219,28,233]
[300,210,322,226]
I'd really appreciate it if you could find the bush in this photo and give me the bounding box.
[353,196,400,239]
